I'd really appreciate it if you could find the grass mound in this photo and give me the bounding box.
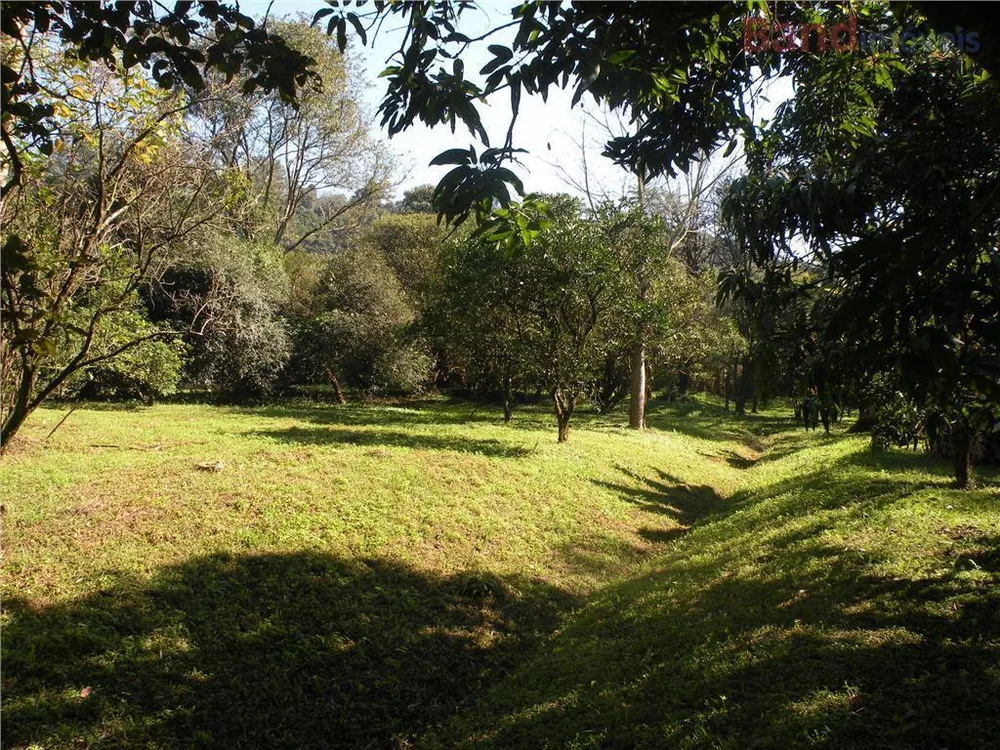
[3,397,998,748]
[433,434,1000,748]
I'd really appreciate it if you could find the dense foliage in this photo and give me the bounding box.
[3,1,998,482]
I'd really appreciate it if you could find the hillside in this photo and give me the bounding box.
[3,398,998,748]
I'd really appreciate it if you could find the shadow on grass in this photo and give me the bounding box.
[248,425,534,458]
[592,466,728,526]
[643,401,798,447]
[717,448,759,469]
[4,552,576,750]
[230,399,515,430]
[433,456,1000,749]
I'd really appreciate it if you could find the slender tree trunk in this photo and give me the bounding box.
[629,340,646,429]
[324,367,347,405]
[502,375,514,423]
[735,356,750,416]
[553,388,575,443]
[751,393,759,414]
[953,423,973,489]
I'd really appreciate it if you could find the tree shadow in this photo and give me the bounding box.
[420,438,1000,747]
[711,448,759,469]
[230,398,529,430]
[591,466,727,526]
[247,425,534,458]
[636,526,687,544]
[4,552,576,749]
[643,400,797,448]
[437,533,1000,749]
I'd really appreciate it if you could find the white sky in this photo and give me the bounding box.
[241,1,792,201]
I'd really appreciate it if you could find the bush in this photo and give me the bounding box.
[284,246,433,395]
[152,237,292,400]
[76,337,186,403]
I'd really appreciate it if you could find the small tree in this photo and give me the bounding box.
[443,197,618,441]
[1,53,224,447]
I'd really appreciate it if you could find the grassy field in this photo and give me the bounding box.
[3,397,999,748]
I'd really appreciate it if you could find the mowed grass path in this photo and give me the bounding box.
[3,398,999,748]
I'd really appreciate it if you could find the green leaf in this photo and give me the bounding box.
[346,12,367,46]
[429,148,475,166]
[487,45,513,63]
[336,18,347,53]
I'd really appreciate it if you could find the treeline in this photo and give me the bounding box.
[4,5,998,487]
[1,20,388,444]
[0,19,747,449]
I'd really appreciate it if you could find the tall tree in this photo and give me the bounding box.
[189,19,392,252]
[724,24,1000,486]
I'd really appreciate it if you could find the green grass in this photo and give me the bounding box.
[3,396,999,748]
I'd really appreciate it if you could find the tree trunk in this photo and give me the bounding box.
[502,375,514,423]
[629,340,646,429]
[735,356,750,416]
[1,400,31,452]
[953,423,973,489]
[1,365,37,452]
[678,371,690,398]
[553,388,575,443]
[751,393,759,414]
[324,367,347,405]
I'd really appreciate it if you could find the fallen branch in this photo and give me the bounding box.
[46,405,78,441]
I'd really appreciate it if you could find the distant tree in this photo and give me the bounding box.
[149,236,292,400]
[286,245,432,396]
[438,197,618,441]
[189,19,392,252]
[428,229,535,421]
[656,267,744,402]
[393,184,436,214]
[361,213,449,308]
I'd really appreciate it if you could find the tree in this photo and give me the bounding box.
[438,196,619,441]
[189,19,392,253]
[428,225,535,421]
[286,242,433,397]
[361,213,449,308]
[149,235,292,400]
[0,50,227,447]
[393,184,436,214]
[724,21,1000,486]
[314,2,999,221]
[1,1,316,197]
[593,204,669,429]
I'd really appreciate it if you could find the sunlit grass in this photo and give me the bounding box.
[433,420,1000,749]
[3,396,998,748]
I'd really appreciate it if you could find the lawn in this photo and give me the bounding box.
[3,397,999,748]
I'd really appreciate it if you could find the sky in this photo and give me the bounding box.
[240,1,793,202]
